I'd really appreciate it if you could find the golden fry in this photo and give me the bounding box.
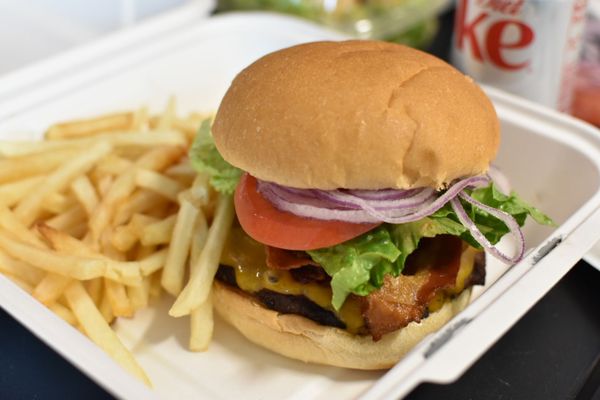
[0,131,186,157]
[85,278,104,307]
[135,168,184,202]
[45,206,87,231]
[46,112,135,139]
[14,142,112,226]
[64,281,150,385]
[0,176,44,207]
[104,278,133,318]
[0,229,105,280]
[0,250,45,286]
[70,175,100,216]
[128,277,151,311]
[170,195,234,317]
[99,291,115,324]
[189,292,213,352]
[33,273,72,305]
[113,190,167,226]
[89,146,184,246]
[95,155,133,177]
[161,199,198,296]
[190,211,208,265]
[37,224,142,286]
[139,248,168,276]
[0,204,47,248]
[0,148,80,184]
[43,192,77,215]
[140,214,176,246]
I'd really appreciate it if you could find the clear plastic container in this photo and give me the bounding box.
[216,0,451,47]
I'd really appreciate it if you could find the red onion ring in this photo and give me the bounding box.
[256,174,525,264]
[451,194,525,264]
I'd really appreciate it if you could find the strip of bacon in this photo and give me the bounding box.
[265,246,319,270]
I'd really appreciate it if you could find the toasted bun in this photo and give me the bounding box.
[213,282,471,370]
[213,40,499,190]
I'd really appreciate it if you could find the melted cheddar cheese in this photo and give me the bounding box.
[220,227,479,333]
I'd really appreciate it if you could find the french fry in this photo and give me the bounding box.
[33,273,72,305]
[0,131,186,157]
[36,224,142,286]
[64,222,88,240]
[0,105,217,387]
[0,250,45,286]
[132,106,149,131]
[0,148,80,183]
[45,206,87,232]
[140,214,176,246]
[95,155,133,176]
[165,160,195,179]
[169,195,234,317]
[43,192,76,214]
[64,281,150,385]
[99,291,115,324]
[70,175,100,216]
[111,225,138,253]
[190,211,208,266]
[135,168,184,202]
[156,97,176,131]
[104,278,133,318]
[139,248,168,276]
[128,277,151,311]
[85,278,104,307]
[49,301,78,326]
[110,214,158,253]
[189,173,211,207]
[189,292,213,352]
[45,112,135,139]
[45,112,134,140]
[0,229,105,280]
[14,142,112,226]
[0,176,44,207]
[149,271,162,298]
[89,146,184,246]
[0,204,47,248]
[161,199,199,296]
[96,175,114,198]
[113,190,167,226]
[129,214,159,234]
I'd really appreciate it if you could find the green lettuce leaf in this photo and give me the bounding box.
[189,119,242,194]
[307,227,400,310]
[307,183,554,310]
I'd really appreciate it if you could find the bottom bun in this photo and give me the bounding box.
[213,282,472,370]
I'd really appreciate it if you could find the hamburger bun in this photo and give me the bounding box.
[213,281,472,370]
[212,40,499,190]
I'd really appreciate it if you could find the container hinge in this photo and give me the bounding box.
[424,317,472,358]
[532,236,563,265]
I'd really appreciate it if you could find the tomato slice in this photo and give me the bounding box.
[234,173,381,250]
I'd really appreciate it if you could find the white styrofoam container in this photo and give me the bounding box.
[1,11,600,400]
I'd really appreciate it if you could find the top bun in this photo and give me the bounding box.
[212,40,499,190]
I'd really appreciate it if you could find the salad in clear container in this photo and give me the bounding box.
[216,0,451,47]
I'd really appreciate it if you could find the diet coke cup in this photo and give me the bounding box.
[452,0,589,112]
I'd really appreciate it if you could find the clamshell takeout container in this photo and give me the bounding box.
[1,11,600,400]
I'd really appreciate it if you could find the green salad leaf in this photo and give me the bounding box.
[189,119,242,194]
[308,183,554,310]
[307,227,400,310]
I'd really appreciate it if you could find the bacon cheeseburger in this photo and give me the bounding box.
[190,40,552,369]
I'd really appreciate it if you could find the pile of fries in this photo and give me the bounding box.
[0,99,234,386]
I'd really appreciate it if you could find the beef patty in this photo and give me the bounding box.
[216,235,485,340]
